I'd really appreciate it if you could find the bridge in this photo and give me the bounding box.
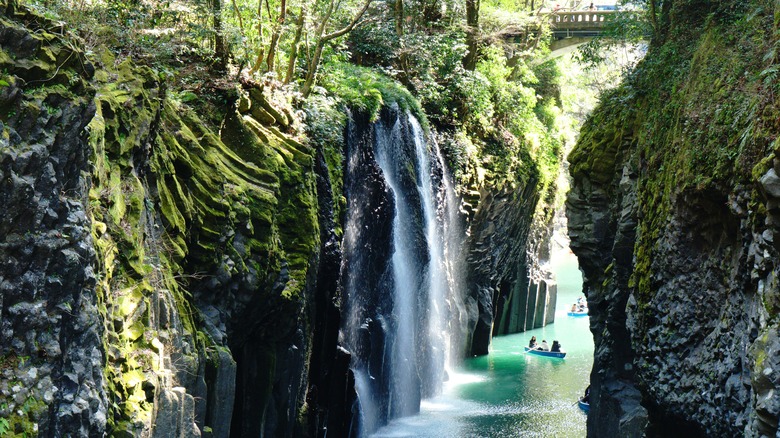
[548,10,616,54]
[505,9,620,64]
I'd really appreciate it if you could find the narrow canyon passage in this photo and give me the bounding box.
[8,0,779,435]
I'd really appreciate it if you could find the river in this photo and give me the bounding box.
[372,249,593,438]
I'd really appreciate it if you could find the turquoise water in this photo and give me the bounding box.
[372,250,592,437]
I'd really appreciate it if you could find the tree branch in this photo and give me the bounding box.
[321,0,373,42]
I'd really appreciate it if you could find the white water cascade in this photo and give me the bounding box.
[341,108,467,436]
[374,113,424,420]
[409,116,467,389]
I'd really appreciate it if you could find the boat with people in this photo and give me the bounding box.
[578,384,591,412]
[525,338,566,358]
[568,296,588,316]
[523,346,567,358]
[578,396,590,412]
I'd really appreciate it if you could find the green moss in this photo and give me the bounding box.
[0,395,47,437]
[32,15,315,435]
[320,61,428,128]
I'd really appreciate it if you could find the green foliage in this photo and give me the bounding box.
[342,9,568,201]
[398,30,470,126]
[349,18,399,68]
[475,46,538,132]
[531,60,561,98]
[320,61,426,127]
[458,46,563,192]
[22,0,216,66]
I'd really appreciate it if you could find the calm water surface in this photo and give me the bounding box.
[373,250,592,437]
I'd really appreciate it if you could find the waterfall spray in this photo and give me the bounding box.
[341,108,467,436]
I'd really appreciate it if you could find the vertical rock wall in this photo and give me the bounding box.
[567,0,780,435]
[464,178,558,355]
[1,3,325,435]
[0,3,106,435]
[0,3,564,437]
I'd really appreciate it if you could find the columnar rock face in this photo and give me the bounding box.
[1,2,321,435]
[0,3,106,435]
[466,184,558,355]
[567,0,780,435]
[567,144,647,436]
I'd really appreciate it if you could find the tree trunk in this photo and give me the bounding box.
[266,0,286,72]
[395,0,404,36]
[464,0,479,70]
[302,41,325,97]
[213,0,228,70]
[285,5,307,84]
[249,0,265,74]
[648,0,659,36]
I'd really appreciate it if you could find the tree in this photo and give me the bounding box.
[265,0,286,72]
[464,0,479,70]
[213,0,229,70]
[301,0,374,97]
[575,1,652,71]
[249,0,267,73]
[394,0,403,36]
[284,4,307,83]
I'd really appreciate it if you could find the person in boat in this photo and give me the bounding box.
[582,384,591,403]
[529,336,538,349]
[571,303,578,312]
[539,340,550,351]
[551,340,561,352]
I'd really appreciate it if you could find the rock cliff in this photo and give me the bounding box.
[464,179,558,355]
[567,0,780,435]
[1,2,106,435]
[1,1,322,435]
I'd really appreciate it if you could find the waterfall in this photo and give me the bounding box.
[374,111,423,421]
[420,120,470,376]
[341,107,466,436]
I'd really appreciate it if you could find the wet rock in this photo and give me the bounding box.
[760,168,780,199]
[204,347,236,437]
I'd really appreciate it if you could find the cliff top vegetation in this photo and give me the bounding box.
[15,0,572,196]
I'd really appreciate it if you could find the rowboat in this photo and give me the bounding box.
[523,346,566,358]
[567,310,588,317]
[578,397,590,412]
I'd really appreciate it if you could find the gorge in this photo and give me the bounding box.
[2,0,780,436]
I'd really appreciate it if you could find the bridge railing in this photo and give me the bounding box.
[550,10,615,28]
